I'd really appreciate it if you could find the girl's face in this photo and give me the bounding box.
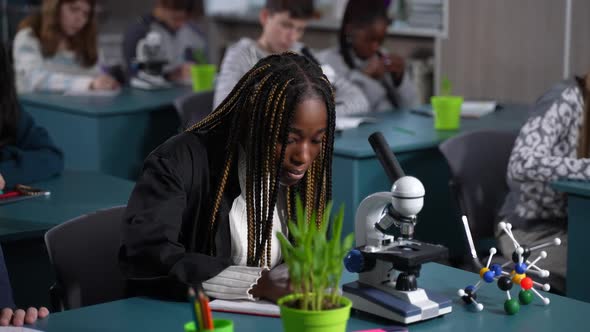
[59,0,91,37]
[277,97,328,187]
[348,19,388,60]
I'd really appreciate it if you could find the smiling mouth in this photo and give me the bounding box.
[286,169,305,180]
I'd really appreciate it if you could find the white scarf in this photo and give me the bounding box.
[228,149,287,268]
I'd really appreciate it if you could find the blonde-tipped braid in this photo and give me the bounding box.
[188,53,335,266]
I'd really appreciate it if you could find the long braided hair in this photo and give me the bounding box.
[0,43,20,145]
[188,52,336,267]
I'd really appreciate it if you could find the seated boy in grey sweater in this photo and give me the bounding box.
[214,0,369,116]
[122,0,207,83]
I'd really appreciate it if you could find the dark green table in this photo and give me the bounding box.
[20,86,192,179]
[332,106,530,257]
[552,180,590,303]
[0,170,134,307]
[33,263,588,332]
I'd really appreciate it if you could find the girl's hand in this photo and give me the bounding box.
[90,74,120,90]
[249,264,291,303]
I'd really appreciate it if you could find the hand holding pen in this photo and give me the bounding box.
[380,52,405,86]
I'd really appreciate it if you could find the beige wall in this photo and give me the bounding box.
[440,0,566,103]
[570,0,590,76]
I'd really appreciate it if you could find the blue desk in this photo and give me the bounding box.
[20,87,192,179]
[552,180,590,303]
[0,170,134,308]
[33,263,588,332]
[332,106,530,257]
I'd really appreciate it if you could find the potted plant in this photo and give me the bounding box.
[276,197,354,332]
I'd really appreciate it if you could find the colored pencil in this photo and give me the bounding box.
[198,288,214,330]
[188,287,202,331]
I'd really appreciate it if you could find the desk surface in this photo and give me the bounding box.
[19,86,192,117]
[34,263,588,332]
[552,180,590,197]
[334,105,530,158]
[0,170,134,241]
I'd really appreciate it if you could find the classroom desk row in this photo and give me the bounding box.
[552,180,590,303]
[4,100,590,308]
[332,105,531,257]
[0,171,134,307]
[19,86,193,180]
[33,263,589,332]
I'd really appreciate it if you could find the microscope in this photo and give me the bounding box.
[342,132,452,324]
[130,31,172,90]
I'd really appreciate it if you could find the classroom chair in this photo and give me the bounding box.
[439,130,517,270]
[44,205,127,311]
[174,90,214,130]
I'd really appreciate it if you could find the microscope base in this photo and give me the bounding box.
[343,281,451,324]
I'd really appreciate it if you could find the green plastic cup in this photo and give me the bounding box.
[431,96,463,130]
[184,319,233,332]
[190,64,217,92]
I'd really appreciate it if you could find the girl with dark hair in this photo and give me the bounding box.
[318,0,419,112]
[13,0,119,93]
[497,73,590,293]
[120,52,336,302]
[0,43,64,191]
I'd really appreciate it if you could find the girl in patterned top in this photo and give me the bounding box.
[498,75,590,293]
[12,0,119,93]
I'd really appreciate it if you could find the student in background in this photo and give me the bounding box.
[0,44,64,190]
[317,0,419,112]
[214,0,369,116]
[0,245,49,326]
[120,53,335,303]
[12,0,119,93]
[122,0,207,83]
[497,74,590,293]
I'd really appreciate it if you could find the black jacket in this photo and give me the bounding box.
[120,130,241,300]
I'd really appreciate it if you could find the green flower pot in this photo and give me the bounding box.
[278,294,352,332]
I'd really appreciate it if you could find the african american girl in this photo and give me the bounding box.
[120,52,336,303]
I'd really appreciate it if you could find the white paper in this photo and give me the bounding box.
[0,327,44,332]
[335,116,377,130]
[209,299,280,317]
[63,88,121,97]
[461,101,497,118]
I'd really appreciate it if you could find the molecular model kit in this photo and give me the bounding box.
[458,221,561,315]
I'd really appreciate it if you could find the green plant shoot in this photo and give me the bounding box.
[441,76,452,96]
[277,196,354,311]
[192,48,207,64]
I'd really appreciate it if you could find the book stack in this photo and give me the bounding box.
[405,0,444,30]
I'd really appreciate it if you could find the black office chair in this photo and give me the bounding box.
[174,90,214,130]
[439,130,517,269]
[45,206,127,311]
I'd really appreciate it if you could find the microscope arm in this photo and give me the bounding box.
[355,192,395,249]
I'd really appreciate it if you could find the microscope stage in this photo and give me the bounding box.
[361,241,448,271]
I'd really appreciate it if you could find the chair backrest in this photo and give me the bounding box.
[174,91,214,130]
[45,206,127,310]
[439,130,517,247]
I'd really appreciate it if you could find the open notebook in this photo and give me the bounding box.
[336,116,377,131]
[209,299,280,318]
